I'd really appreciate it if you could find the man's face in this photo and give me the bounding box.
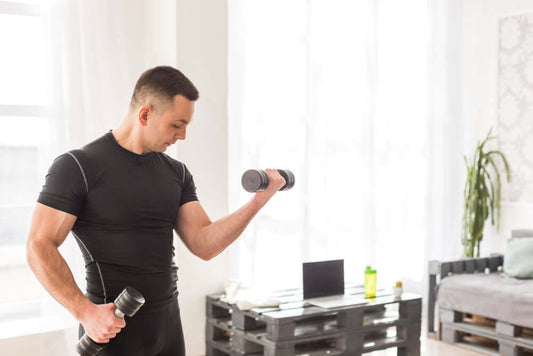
[145,94,194,153]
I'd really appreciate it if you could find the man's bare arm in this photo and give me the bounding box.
[175,169,285,260]
[26,203,125,343]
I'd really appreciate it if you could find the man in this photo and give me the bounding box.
[26,66,285,355]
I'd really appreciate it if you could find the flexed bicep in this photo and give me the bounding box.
[174,201,212,259]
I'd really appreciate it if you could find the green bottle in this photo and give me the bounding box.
[365,266,377,298]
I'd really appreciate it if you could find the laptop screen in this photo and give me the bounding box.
[302,259,344,299]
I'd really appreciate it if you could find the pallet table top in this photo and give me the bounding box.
[208,285,421,322]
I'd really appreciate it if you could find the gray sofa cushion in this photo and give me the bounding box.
[437,272,533,328]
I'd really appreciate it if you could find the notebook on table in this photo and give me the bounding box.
[303,259,367,308]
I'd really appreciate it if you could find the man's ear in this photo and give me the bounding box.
[138,105,152,127]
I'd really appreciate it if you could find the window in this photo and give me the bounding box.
[228,0,429,291]
[0,0,50,305]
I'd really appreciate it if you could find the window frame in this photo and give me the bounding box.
[0,0,45,263]
[0,1,40,17]
[0,0,53,316]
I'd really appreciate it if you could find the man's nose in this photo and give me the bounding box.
[175,128,186,140]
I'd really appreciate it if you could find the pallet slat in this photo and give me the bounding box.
[440,309,533,356]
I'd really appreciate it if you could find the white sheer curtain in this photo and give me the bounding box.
[38,0,177,320]
[43,0,177,151]
[426,0,465,263]
[228,0,465,293]
[0,1,177,353]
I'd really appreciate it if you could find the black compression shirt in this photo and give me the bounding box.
[37,131,198,311]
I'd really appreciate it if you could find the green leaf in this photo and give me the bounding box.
[485,155,503,231]
[462,128,511,255]
[486,150,511,182]
[481,166,495,224]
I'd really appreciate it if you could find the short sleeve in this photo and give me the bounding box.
[179,163,198,207]
[37,152,87,216]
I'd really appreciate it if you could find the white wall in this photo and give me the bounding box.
[174,1,229,356]
[462,0,533,255]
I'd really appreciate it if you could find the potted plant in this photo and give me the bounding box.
[463,128,511,258]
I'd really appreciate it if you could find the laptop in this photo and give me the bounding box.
[303,259,367,308]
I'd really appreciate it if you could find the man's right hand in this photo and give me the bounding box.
[253,168,286,206]
[79,302,126,343]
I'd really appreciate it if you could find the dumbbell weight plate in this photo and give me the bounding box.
[115,287,145,317]
[278,169,295,191]
[241,169,269,192]
[75,335,104,356]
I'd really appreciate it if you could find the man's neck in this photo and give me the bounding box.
[111,119,148,155]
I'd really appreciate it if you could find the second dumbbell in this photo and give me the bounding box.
[75,287,145,356]
[241,169,295,192]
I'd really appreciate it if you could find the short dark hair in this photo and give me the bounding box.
[130,66,199,110]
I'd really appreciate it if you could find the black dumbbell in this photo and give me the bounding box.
[241,169,295,192]
[76,287,145,356]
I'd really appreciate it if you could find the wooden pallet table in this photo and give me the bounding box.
[206,287,422,356]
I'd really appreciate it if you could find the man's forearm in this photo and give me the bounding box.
[197,197,265,260]
[178,169,286,260]
[27,239,92,321]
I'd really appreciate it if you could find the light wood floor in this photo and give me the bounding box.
[366,336,488,356]
[421,337,492,356]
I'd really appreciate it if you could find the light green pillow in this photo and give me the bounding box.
[504,237,533,279]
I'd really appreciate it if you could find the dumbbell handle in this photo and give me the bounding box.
[113,308,125,319]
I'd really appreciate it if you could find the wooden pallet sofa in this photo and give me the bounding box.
[428,230,533,356]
